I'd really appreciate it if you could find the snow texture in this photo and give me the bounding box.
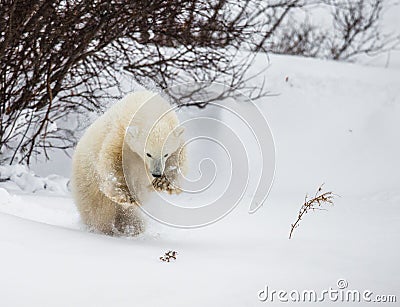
[0,53,399,306]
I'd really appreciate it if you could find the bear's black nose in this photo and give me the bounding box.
[152,173,162,178]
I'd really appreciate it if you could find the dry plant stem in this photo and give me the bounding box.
[289,184,334,239]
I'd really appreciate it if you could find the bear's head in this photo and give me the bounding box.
[126,123,184,178]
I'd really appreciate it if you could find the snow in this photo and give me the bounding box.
[0,164,69,194]
[1,54,400,306]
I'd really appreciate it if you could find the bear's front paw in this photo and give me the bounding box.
[103,184,136,204]
[152,175,181,194]
[111,192,135,204]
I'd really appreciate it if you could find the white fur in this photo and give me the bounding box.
[70,91,186,236]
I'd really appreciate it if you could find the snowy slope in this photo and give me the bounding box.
[1,55,399,306]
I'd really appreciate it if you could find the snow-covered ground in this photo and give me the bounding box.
[1,54,399,306]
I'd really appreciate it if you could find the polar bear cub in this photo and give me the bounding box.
[71,91,186,236]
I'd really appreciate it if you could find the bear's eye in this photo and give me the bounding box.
[164,153,168,158]
[146,153,152,158]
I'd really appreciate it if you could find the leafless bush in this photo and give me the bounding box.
[268,0,399,60]
[328,0,399,60]
[268,19,328,57]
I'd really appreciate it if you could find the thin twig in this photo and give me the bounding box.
[289,184,335,239]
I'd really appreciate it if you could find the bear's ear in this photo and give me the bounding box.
[126,126,140,140]
[173,126,184,137]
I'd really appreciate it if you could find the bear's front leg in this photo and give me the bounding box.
[100,171,136,204]
[97,134,137,204]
